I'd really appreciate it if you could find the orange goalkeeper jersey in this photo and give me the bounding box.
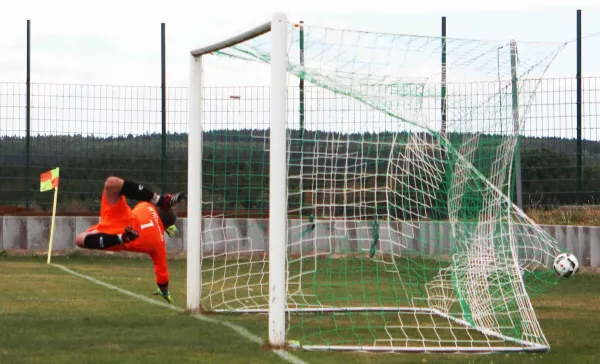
[86,198,169,286]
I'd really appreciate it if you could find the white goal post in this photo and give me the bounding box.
[186,12,571,353]
[187,13,289,346]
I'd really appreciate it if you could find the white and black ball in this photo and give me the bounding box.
[553,253,579,278]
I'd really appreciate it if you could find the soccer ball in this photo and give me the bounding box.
[553,253,579,278]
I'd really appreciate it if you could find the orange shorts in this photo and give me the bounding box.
[86,192,136,236]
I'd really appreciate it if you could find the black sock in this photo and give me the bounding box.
[83,233,123,250]
[120,180,160,204]
[158,283,169,294]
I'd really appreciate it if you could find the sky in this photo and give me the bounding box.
[0,0,599,85]
[1,0,600,139]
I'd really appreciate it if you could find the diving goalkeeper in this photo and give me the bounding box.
[75,176,186,304]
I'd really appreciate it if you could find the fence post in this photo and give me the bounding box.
[576,9,583,202]
[161,22,167,193]
[26,19,31,211]
[298,20,306,219]
[438,16,448,220]
[441,16,447,138]
[299,20,305,142]
[510,40,523,209]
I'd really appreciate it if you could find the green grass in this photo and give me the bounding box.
[200,253,561,350]
[1,254,600,364]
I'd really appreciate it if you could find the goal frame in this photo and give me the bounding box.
[186,12,551,353]
[187,13,289,347]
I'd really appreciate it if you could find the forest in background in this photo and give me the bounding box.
[0,130,599,216]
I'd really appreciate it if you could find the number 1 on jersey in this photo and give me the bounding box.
[140,220,154,230]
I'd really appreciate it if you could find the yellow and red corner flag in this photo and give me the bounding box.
[40,167,60,192]
[40,167,60,264]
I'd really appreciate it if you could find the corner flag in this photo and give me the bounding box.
[40,167,59,192]
[40,167,60,264]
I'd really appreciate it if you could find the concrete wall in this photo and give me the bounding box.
[1,216,599,267]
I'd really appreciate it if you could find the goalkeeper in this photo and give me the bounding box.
[74,176,186,304]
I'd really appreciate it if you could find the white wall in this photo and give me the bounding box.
[1,216,598,267]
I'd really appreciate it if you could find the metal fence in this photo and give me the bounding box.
[520,77,600,206]
[0,78,599,214]
[0,83,188,213]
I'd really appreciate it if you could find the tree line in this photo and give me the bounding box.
[0,130,598,215]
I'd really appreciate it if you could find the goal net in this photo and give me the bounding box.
[186,13,570,353]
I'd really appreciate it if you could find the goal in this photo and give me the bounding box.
[186,13,569,353]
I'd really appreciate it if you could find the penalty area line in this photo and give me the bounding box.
[51,263,308,364]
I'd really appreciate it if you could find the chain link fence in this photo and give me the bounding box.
[0,78,599,214]
[0,83,187,213]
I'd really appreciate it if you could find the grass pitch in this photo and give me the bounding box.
[1,254,599,364]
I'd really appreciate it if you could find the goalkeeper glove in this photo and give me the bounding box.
[165,225,179,238]
[153,285,172,304]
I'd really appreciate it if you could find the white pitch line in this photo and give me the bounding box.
[52,263,307,364]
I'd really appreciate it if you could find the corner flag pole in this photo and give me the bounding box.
[47,185,59,264]
[40,167,60,264]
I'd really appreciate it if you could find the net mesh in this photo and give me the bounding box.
[197,21,569,351]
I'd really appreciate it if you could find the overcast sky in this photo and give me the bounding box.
[0,0,599,85]
[1,0,599,140]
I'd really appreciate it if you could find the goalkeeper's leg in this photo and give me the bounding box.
[75,226,139,250]
[103,176,186,210]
